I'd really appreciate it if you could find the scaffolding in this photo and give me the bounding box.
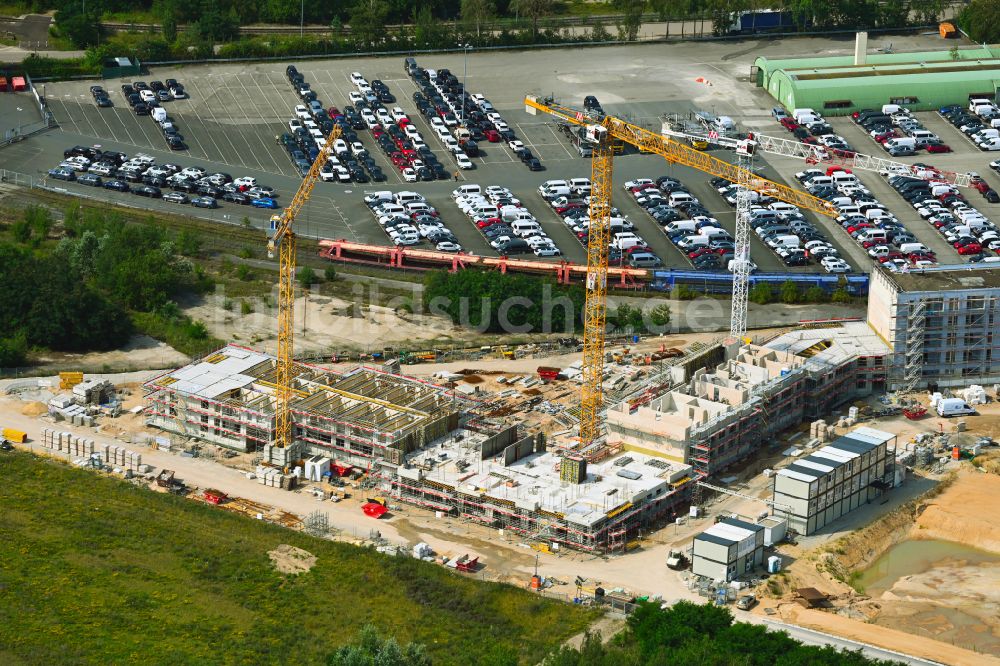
[902,300,926,394]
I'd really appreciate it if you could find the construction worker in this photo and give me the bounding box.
[453,170,460,182]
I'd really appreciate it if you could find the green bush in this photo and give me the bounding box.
[748,282,773,305]
[780,280,800,304]
[297,266,317,288]
[831,288,853,304]
[672,284,699,300]
[324,265,337,282]
[804,285,827,303]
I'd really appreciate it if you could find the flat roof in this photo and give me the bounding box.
[876,263,1000,293]
[402,433,693,528]
[777,427,893,481]
[764,321,889,370]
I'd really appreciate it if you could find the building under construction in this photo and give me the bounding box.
[143,345,460,465]
[606,323,889,478]
[374,421,693,553]
[868,263,1000,392]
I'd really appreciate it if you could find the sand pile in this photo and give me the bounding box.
[21,401,48,417]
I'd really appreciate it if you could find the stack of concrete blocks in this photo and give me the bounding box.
[962,385,987,405]
[38,428,97,457]
[101,443,142,470]
[256,466,284,488]
[810,420,836,442]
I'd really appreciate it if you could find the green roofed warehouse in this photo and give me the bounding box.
[754,44,1000,115]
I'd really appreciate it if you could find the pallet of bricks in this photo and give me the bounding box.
[255,465,295,489]
[39,427,142,470]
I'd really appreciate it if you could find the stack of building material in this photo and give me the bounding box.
[38,429,98,458]
[257,467,283,487]
[962,385,987,405]
[809,420,828,441]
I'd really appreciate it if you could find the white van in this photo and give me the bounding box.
[364,191,393,206]
[792,108,818,123]
[612,234,643,250]
[472,204,500,219]
[831,171,859,186]
[151,107,167,123]
[881,103,906,115]
[666,220,697,234]
[804,175,834,189]
[511,220,543,237]
[969,98,992,112]
[885,137,916,150]
[668,191,697,207]
[767,234,800,248]
[452,184,482,199]
[936,398,976,417]
[974,128,1000,141]
[540,186,571,201]
[858,229,888,243]
[898,242,928,254]
[395,191,425,205]
[375,203,406,218]
[569,178,591,194]
[700,227,729,238]
[539,179,569,192]
[677,235,710,249]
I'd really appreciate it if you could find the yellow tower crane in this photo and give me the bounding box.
[267,125,342,451]
[524,96,836,446]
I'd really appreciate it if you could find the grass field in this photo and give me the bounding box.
[0,452,598,665]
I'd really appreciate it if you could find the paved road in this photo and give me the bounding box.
[750,616,944,666]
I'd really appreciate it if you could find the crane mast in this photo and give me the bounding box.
[268,125,342,451]
[579,126,614,445]
[730,138,756,342]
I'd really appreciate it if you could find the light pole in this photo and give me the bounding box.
[460,43,471,126]
[300,0,304,37]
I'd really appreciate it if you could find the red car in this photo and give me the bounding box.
[957,243,982,255]
[555,203,584,214]
[484,129,500,142]
[371,125,385,138]
[688,247,715,259]
[926,143,951,153]
[877,250,904,262]
[390,152,406,167]
[873,132,895,144]
[847,223,872,234]
[972,179,990,194]
[476,217,501,228]
[629,183,656,194]
[780,117,798,131]
[801,136,819,145]
[397,117,410,128]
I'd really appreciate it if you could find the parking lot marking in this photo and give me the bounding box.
[216,77,267,173]
[247,72,296,175]
[185,77,242,167]
[51,99,82,135]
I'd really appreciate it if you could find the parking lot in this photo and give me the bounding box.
[8,34,981,273]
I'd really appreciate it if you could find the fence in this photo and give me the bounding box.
[0,168,41,187]
[0,72,56,147]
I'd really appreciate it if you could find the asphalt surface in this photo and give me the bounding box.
[10,35,993,274]
[8,42,876,273]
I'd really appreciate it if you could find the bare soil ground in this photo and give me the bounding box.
[185,292,478,356]
[268,544,317,575]
[30,334,190,372]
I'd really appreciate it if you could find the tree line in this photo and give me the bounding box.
[38,0,949,54]
[0,205,216,368]
[326,601,903,665]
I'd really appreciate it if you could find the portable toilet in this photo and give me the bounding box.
[767,555,782,573]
